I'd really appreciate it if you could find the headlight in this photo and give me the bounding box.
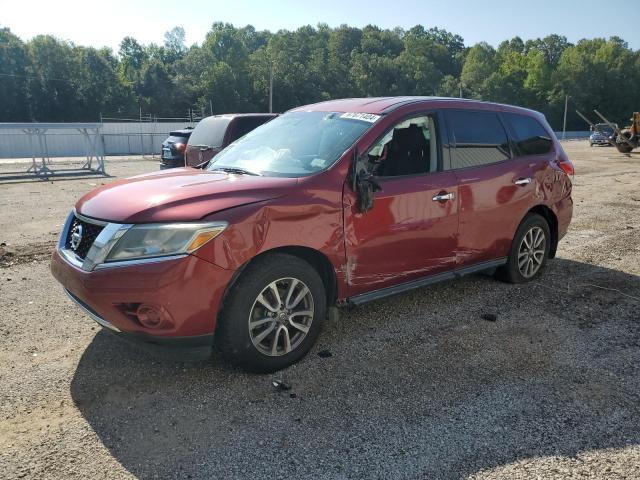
[105,222,227,262]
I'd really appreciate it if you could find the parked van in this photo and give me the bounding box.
[184,113,277,167]
[51,97,574,371]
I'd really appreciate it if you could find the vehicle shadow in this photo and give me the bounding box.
[70,258,640,479]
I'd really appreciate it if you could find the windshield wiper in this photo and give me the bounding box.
[210,166,261,176]
[189,144,213,151]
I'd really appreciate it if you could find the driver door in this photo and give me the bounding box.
[343,113,459,297]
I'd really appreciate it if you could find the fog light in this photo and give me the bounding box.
[136,304,172,329]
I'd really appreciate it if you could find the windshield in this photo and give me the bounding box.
[188,116,232,147]
[206,111,374,177]
[594,124,614,135]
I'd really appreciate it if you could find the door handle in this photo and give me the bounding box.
[432,192,455,202]
[514,178,532,186]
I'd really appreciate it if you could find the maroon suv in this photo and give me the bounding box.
[51,97,574,371]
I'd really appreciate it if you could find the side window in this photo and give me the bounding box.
[446,110,511,169]
[366,115,438,177]
[230,118,264,141]
[504,113,553,156]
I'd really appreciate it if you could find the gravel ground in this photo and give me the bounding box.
[0,144,639,479]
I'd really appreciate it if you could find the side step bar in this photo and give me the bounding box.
[346,258,507,306]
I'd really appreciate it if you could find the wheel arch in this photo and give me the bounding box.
[219,246,338,312]
[525,204,559,258]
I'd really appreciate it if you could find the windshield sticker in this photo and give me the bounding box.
[339,112,381,123]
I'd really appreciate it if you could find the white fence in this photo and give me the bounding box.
[0,122,194,159]
[555,131,591,140]
[0,122,591,160]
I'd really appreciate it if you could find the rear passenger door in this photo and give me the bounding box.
[444,109,534,267]
[502,112,558,201]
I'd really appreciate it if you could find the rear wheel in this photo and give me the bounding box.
[216,253,326,372]
[496,213,550,284]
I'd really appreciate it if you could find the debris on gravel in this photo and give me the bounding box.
[0,241,56,268]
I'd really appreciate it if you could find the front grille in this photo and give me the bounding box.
[65,216,105,259]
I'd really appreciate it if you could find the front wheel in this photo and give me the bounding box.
[495,213,551,284]
[216,253,326,372]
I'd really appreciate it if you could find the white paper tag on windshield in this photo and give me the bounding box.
[339,112,381,123]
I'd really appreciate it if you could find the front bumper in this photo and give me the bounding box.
[65,289,215,360]
[160,158,185,169]
[51,248,235,359]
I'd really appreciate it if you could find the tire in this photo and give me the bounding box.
[616,143,634,154]
[216,253,326,372]
[495,213,551,284]
[616,131,635,153]
[589,142,593,147]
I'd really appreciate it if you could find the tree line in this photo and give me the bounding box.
[1,22,638,130]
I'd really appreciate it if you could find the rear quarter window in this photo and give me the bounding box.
[229,117,274,142]
[188,117,233,147]
[504,113,553,156]
[446,110,511,169]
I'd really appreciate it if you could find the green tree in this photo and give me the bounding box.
[0,27,30,121]
[460,42,497,99]
[74,46,133,120]
[164,26,186,62]
[118,36,148,85]
[0,23,638,126]
[525,34,571,68]
[552,37,640,129]
[26,35,80,121]
[326,24,362,98]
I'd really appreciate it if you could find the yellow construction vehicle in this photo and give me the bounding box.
[614,112,640,153]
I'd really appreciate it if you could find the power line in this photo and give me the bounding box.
[0,72,75,84]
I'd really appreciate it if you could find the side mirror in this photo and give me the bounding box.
[356,171,382,213]
[350,147,382,213]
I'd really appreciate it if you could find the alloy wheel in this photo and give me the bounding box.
[248,277,314,356]
[517,226,546,278]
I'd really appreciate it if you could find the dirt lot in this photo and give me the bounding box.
[1,143,639,479]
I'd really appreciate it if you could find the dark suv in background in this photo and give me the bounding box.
[160,128,193,169]
[185,113,277,167]
[589,123,617,147]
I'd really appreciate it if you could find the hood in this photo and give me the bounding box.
[76,168,297,223]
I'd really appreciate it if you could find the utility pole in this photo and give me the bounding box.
[209,99,213,116]
[139,107,143,156]
[459,83,463,99]
[269,61,274,113]
[562,95,568,140]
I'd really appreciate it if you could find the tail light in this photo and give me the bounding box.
[174,143,186,152]
[558,159,575,176]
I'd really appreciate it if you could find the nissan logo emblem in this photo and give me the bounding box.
[70,224,83,251]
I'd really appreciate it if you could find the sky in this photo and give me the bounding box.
[1,0,638,51]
